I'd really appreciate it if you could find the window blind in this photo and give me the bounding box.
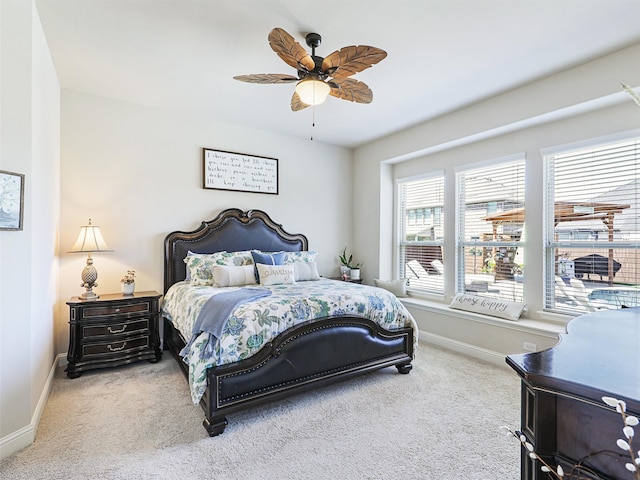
[544,136,640,313]
[456,158,525,302]
[398,173,445,294]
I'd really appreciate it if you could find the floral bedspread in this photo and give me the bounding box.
[161,278,418,403]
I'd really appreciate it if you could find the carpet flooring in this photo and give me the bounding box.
[1,343,521,479]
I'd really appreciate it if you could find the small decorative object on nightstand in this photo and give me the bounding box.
[65,290,162,378]
[338,247,363,281]
[120,269,136,295]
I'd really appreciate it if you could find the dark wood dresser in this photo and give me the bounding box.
[506,307,640,479]
[66,291,162,378]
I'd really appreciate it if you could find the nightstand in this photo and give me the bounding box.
[329,276,363,284]
[66,291,162,378]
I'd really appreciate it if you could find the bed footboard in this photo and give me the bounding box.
[199,316,413,436]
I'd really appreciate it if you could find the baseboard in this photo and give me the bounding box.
[0,353,63,460]
[418,329,509,369]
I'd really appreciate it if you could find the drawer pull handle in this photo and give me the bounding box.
[115,308,121,313]
[108,342,126,352]
[108,325,127,334]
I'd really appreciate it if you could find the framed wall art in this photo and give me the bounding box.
[0,170,25,231]
[203,148,278,195]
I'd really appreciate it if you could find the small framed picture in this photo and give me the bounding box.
[0,170,25,231]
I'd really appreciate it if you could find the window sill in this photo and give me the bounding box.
[400,296,566,338]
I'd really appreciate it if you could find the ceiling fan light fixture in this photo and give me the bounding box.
[295,78,330,106]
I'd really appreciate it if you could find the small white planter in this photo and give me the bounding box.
[121,282,135,295]
[350,268,361,280]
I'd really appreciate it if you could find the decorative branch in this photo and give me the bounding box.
[602,396,640,480]
[502,396,640,479]
[622,83,640,106]
[500,426,568,479]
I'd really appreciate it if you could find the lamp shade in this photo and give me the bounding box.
[68,219,112,253]
[295,79,330,106]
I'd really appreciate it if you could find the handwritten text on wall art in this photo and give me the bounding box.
[203,148,278,195]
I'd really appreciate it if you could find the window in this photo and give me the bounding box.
[456,156,525,302]
[397,173,445,294]
[544,135,640,314]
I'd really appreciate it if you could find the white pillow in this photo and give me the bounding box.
[449,293,526,321]
[256,263,296,286]
[293,261,320,281]
[374,278,408,297]
[212,265,257,287]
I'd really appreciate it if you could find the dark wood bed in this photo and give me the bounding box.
[163,208,414,436]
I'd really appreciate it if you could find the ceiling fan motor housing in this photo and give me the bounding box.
[303,33,326,75]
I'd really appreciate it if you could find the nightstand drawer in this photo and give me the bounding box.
[82,336,149,357]
[82,301,150,318]
[82,319,149,339]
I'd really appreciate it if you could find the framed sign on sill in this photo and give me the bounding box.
[0,170,25,231]
[203,148,278,195]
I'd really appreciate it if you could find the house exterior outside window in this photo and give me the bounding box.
[543,134,640,314]
[455,156,526,303]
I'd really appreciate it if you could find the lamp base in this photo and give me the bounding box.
[79,254,100,300]
[79,291,99,300]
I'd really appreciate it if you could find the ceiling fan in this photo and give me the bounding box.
[234,28,387,111]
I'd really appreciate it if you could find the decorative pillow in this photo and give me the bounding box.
[293,261,320,281]
[251,250,285,283]
[256,263,296,286]
[374,278,408,297]
[184,253,226,285]
[449,293,526,321]
[212,265,257,287]
[282,251,318,264]
[185,251,227,281]
[213,250,254,267]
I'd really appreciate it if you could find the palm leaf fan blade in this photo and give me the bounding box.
[268,28,315,72]
[233,74,299,84]
[290,92,310,111]
[322,45,387,79]
[330,78,373,104]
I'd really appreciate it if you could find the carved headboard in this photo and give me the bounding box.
[163,208,308,293]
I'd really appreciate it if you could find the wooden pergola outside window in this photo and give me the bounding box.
[484,201,630,285]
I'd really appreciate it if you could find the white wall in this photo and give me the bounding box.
[0,0,60,459]
[353,43,640,359]
[57,90,353,353]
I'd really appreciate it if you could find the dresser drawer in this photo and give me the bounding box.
[82,301,151,318]
[82,336,150,357]
[82,319,149,339]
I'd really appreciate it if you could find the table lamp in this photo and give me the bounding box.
[69,219,113,299]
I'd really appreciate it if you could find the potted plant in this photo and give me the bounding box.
[121,269,135,295]
[511,264,524,283]
[339,247,364,280]
[349,261,363,281]
[339,247,353,276]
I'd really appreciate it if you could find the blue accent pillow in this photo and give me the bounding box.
[250,250,285,283]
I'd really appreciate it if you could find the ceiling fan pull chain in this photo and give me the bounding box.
[310,106,316,141]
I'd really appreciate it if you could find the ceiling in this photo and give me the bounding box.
[35,0,640,148]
